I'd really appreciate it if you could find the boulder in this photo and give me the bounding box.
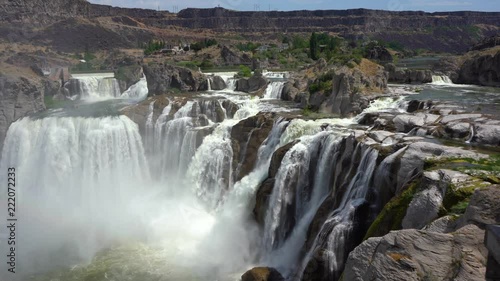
[281,81,300,102]
[456,185,500,229]
[236,75,268,94]
[473,124,500,146]
[343,225,487,281]
[241,267,285,281]
[402,172,445,230]
[211,75,227,90]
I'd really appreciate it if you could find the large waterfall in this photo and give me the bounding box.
[0,72,405,281]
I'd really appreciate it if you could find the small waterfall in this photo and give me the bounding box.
[360,96,407,114]
[226,78,237,91]
[263,71,289,79]
[263,81,286,99]
[144,101,156,154]
[67,73,122,99]
[207,77,213,91]
[121,76,149,100]
[431,75,453,85]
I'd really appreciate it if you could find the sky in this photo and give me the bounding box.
[88,0,500,12]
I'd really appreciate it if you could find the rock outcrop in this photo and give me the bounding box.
[0,74,46,149]
[343,225,487,281]
[344,185,500,281]
[386,63,432,84]
[142,63,207,96]
[457,49,500,87]
[365,45,393,62]
[308,59,388,116]
[231,113,276,182]
[236,74,268,95]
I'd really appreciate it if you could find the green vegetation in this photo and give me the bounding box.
[190,38,218,52]
[236,42,260,52]
[308,70,334,94]
[238,65,252,77]
[363,180,419,240]
[143,39,166,55]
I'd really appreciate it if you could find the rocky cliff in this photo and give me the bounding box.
[307,59,388,116]
[2,1,500,53]
[457,48,500,87]
[0,73,46,150]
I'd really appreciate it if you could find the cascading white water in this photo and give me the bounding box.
[0,116,150,276]
[121,76,149,100]
[431,75,453,85]
[207,77,212,91]
[263,132,345,272]
[263,81,286,99]
[263,71,289,79]
[296,145,379,280]
[68,73,121,99]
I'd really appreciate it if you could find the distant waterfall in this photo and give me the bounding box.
[431,75,453,85]
[263,81,286,99]
[66,73,121,99]
[207,77,212,91]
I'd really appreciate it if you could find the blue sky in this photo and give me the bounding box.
[89,0,499,12]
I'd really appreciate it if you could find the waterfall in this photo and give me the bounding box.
[121,76,149,100]
[226,78,237,91]
[431,75,453,85]
[0,116,150,275]
[67,73,121,99]
[263,71,290,79]
[263,81,286,99]
[262,131,347,269]
[296,144,379,280]
[207,77,212,91]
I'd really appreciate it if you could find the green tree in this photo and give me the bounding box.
[310,32,319,60]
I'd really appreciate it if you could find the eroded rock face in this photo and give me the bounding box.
[0,74,46,149]
[309,60,388,117]
[386,63,433,84]
[456,185,500,229]
[343,225,487,281]
[231,113,276,182]
[143,63,207,95]
[458,51,500,87]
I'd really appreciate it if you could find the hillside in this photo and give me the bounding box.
[0,1,499,53]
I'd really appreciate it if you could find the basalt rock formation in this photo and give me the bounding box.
[0,73,46,149]
[142,63,207,95]
[457,49,500,87]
